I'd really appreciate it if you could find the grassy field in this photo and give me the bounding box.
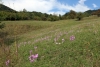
[0,16,100,67]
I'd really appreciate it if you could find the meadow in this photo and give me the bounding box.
[0,16,100,67]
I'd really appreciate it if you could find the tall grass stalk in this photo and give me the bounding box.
[14,26,18,60]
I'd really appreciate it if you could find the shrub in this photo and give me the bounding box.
[0,22,5,29]
[76,12,83,21]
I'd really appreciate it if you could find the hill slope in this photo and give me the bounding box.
[0,4,17,12]
[0,17,100,67]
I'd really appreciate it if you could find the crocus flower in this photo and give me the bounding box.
[33,54,38,59]
[29,55,34,62]
[70,35,75,41]
[5,60,10,66]
[29,54,38,63]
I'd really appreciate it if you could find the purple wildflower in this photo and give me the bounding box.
[70,35,75,41]
[29,54,38,63]
[33,54,38,59]
[5,60,10,66]
[29,55,34,62]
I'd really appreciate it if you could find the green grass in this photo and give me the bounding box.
[0,17,100,67]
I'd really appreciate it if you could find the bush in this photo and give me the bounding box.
[0,22,5,29]
[76,12,83,21]
[50,16,59,21]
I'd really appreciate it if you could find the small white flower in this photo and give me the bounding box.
[62,39,64,41]
[59,43,61,44]
[56,42,58,44]
[62,39,65,43]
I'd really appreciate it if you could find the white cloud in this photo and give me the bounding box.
[92,3,97,8]
[2,0,90,15]
[79,0,86,5]
[3,0,56,13]
[56,0,90,12]
[48,11,65,15]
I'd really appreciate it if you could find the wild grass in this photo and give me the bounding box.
[0,17,100,67]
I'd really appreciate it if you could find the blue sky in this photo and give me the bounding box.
[1,0,100,15]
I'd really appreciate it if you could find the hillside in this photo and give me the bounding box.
[0,16,100,67]
[0,4,17,12]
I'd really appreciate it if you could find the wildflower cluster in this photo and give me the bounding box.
[29,50,38,63]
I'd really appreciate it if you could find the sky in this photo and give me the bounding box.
[1,0,100,15]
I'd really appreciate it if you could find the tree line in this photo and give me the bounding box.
[0,9,100,21]
[0,4,100,21]
[0,11,58,21]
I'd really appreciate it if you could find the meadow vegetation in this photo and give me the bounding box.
[0,16,100,67]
